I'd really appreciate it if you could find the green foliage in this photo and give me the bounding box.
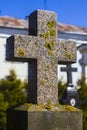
[58,76,87,129]
[0,69,87,130]
[0,69,28,130]
[77,76,87,130]
[58,79,66,103]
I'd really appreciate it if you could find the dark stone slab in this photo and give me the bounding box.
[7,104,82,130]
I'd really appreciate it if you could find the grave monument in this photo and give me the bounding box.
[61,64,80,107]
[6,10,82,130]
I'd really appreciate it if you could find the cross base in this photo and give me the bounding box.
[7,104,82,130]
[61,87,80,108]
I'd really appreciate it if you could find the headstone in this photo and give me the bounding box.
[60,64,80,107]
[61,64,77,87]
[6,10,76,105]
[6,10,82,130]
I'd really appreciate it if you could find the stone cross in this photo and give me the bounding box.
[61,64,77,87]
[6,10,76,104]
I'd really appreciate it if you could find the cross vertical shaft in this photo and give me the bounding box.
[61,64,77,87]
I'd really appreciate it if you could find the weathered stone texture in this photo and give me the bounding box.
[6,9,82,130]
[6,10,76,104]
[29,10,57,37]
[7,105,82,130]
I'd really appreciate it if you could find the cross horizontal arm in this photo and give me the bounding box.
[55,39,77,64]
[6,35,77,64]
[6,34,43,62]
[61,67,77,72]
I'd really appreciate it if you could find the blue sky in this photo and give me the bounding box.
[0,0,87,27]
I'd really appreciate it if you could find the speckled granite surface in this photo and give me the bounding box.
[6,10,76,104]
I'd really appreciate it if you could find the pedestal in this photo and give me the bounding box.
[61,87,80,108]
[7,104,82,130]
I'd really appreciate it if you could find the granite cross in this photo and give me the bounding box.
[61,64,77,87]
[6,10,76,104]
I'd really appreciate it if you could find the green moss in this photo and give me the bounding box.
[26,103,46,111]
[21,102,79,111]
[64,105,77,111]
[45,100,54,110]
[18,48,25,56]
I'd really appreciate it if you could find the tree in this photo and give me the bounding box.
[0,69,28,130]
[58,79,66,103]
[77,76,87,130]
[58,76,87,130]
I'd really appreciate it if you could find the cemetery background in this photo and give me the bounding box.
[0,16,87,83]
[6,10,82,130]
[0,1,87,129]
[0,15,86,129]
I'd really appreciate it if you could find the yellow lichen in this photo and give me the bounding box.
[45,100,54,110]
[51,59,55,64]
[64,105,77,111]
[45,41,54,50]
[48,50,54,56]
[49,29,56,37]
[22,102,79,112]
[40,80,45,85]
[61,41,72,60]
[18,48,25,56]
[43,32,49,39]
[64,50,72,60]
[50,84,55,88]
[47,21,56,28]
[45,64,51,71]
